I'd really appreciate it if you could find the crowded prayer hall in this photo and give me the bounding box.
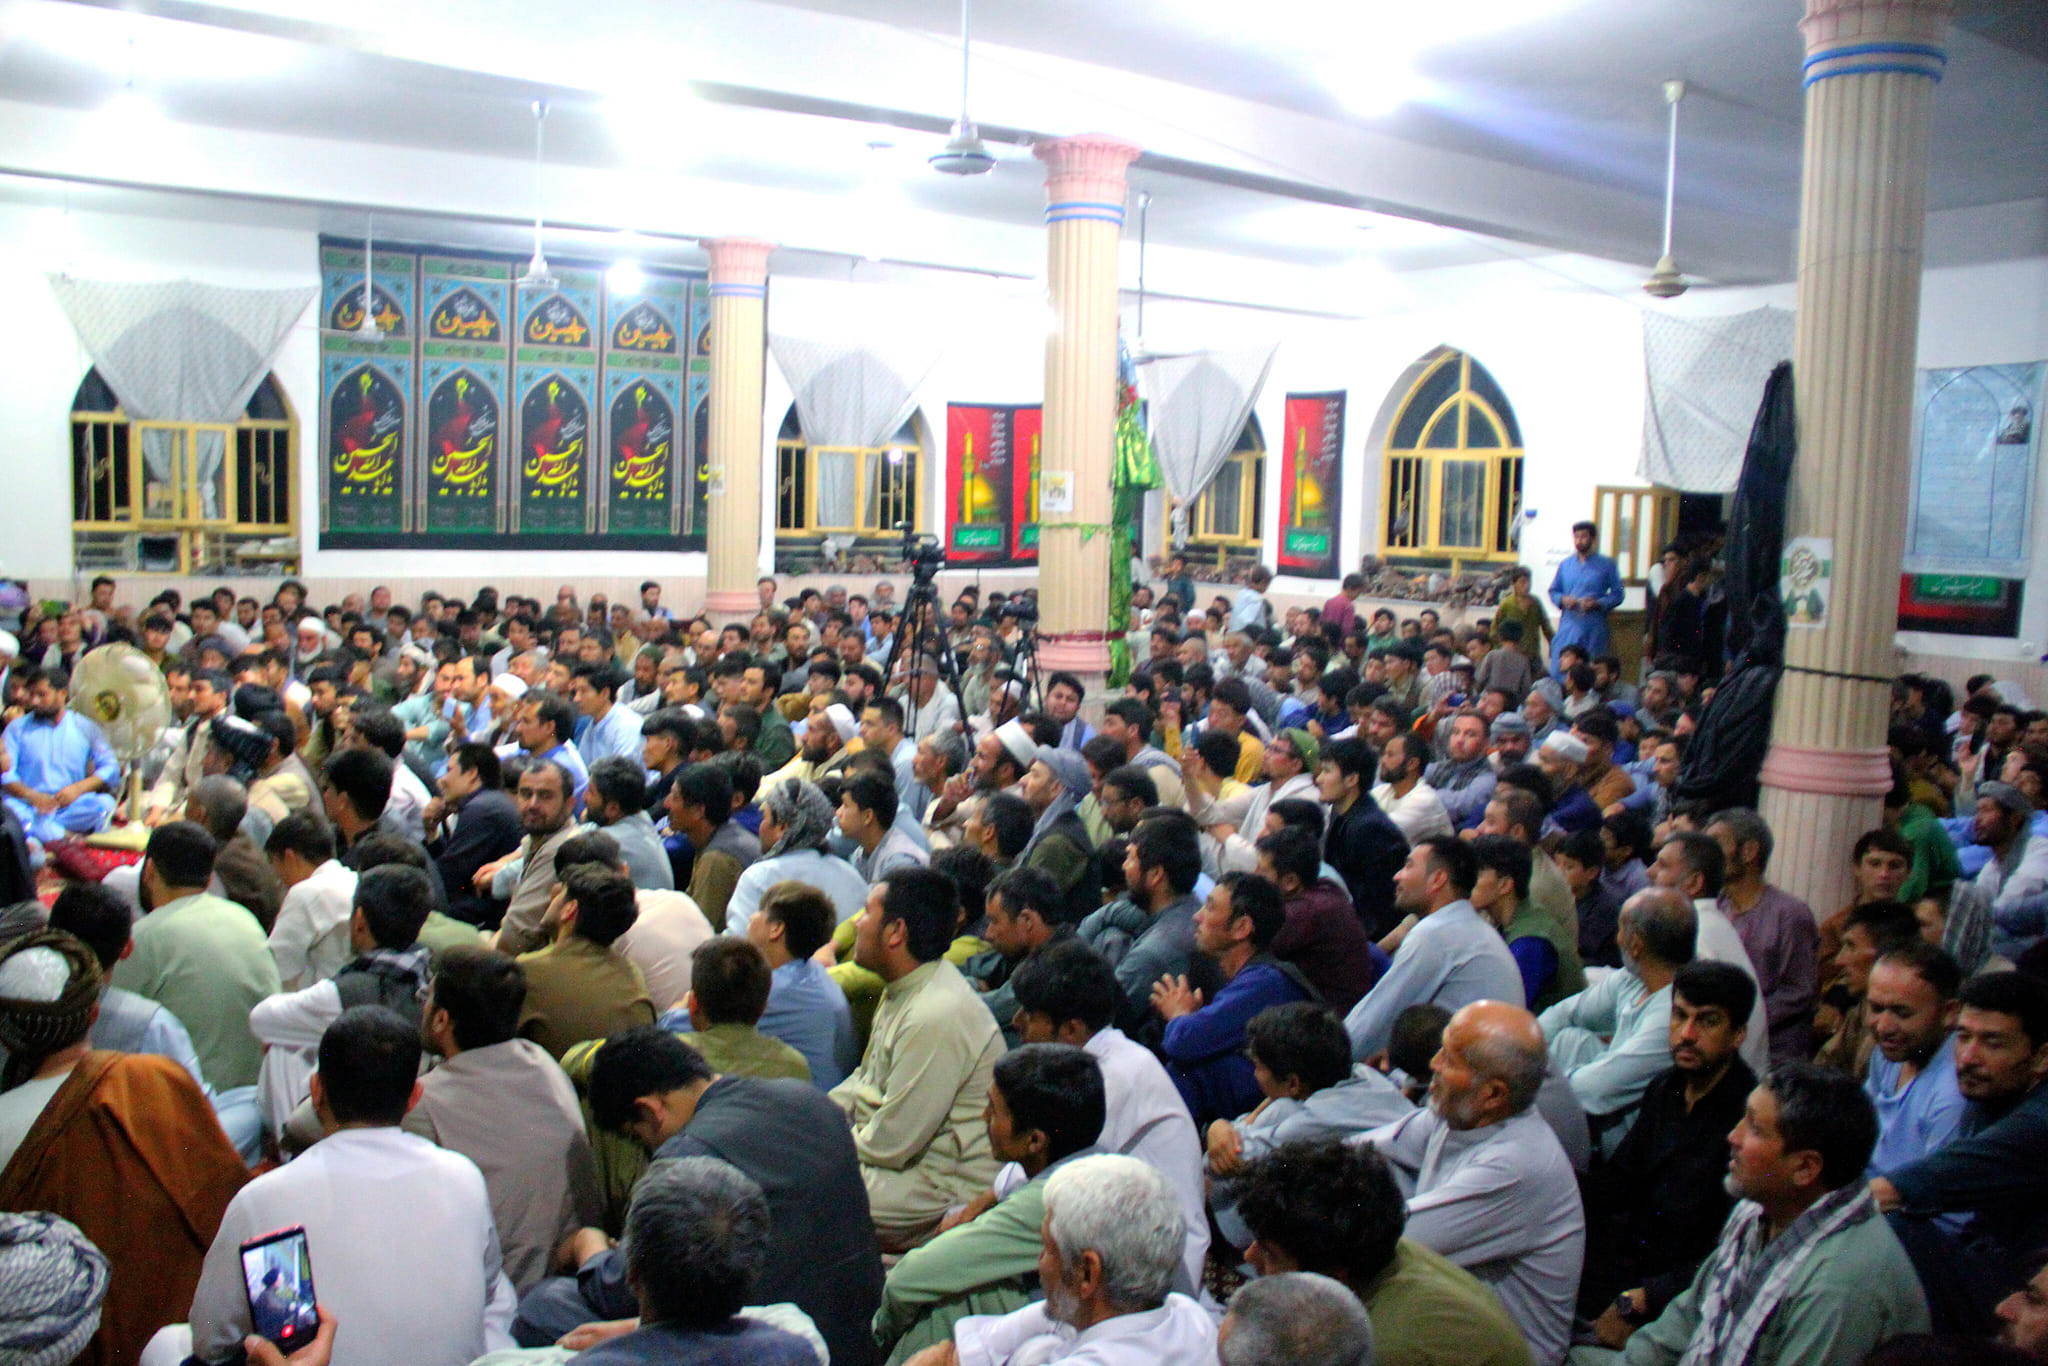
[2,1,2048,1364]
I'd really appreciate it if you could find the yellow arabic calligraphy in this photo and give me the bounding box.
[433,438,493,484]
[433,310,498,339]
[526,316,588,346]
[614,322,674,351]
[612,439,669,488]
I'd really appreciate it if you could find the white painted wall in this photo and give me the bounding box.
[4,193,2045,671]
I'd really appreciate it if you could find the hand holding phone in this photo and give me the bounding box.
[241,1226,320,1354]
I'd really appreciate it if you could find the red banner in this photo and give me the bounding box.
[1278,391,1346,576]
[945,402,1041,566]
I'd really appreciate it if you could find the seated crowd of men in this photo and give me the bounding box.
[1,574,2048,1366]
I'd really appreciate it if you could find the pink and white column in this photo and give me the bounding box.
[1758,0,1953,911]
[702,237,774,624]
[1033,135,1142,701]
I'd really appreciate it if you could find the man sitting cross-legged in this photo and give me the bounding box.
[1576,961,1756,1349]
[832,866,1006,1251]
[406,945,602,1296]
[515,1024,882,1366]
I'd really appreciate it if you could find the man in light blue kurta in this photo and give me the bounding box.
[1,670,120,844]
[1863,951,1968,1200]
[1548,522,1625,671]
[573,669,644,768]
[1344,840,1524,1060]
[1539,887,1695,1147]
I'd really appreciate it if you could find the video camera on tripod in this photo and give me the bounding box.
[898,522,946,585]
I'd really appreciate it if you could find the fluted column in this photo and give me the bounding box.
[1033,135,1141,699]
[1758,0,1952,912]
[703,237,774,623]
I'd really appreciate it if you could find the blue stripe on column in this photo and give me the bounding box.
[708,283,767,298]
[1803,40,1946,85]
[1044,200,1127,226]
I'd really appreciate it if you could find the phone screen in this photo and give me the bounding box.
[240,1226,319,1351]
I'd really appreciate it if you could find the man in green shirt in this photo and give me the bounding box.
[1235,1136,1533,1366]
[113,821,280,1091]
[873,1043,1104,1363]
[1885,772,1962,904]
[662,937,810,1081]
[1573,1062,1929,1366]
[831,867,1005,1250]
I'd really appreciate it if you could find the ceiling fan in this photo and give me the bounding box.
[1125,192,1196,366]
[1643,79,1690,299]
[929,0,995,175]
[518,99,560,290]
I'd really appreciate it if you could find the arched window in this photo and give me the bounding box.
[71,367,297,573]
[1380,349,1524,565]
[774,406,924,538]
[1181,414,1265,556]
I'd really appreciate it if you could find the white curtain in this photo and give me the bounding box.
[770,335,938,532]
[1140,346,1278,545]
[50,277,313,517]
[1639,305,1795,493]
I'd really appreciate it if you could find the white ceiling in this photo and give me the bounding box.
[0,0,2040,294]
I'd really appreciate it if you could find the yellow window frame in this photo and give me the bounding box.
[1380,352,1525,571]
[1593,484,1681,586]
[775,441,922,537]
[71,398,298,574]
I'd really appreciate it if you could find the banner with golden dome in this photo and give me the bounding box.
[945,402,1042,566]
[1279,391,1346,577]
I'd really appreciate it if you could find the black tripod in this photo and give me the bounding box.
[884,532,973,741]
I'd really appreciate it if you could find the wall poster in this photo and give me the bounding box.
[315,235,707,550]
[1898,361,2044,636]
[1278,390,1345,576]
[418,254,510,536]
[945,402,1043,567]
[319,243,414,541]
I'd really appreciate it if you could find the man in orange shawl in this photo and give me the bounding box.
[0,929,248,1366]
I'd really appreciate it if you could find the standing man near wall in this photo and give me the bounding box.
[1549,520,1624,674]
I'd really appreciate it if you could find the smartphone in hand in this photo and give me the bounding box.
[241,1226,320,1353]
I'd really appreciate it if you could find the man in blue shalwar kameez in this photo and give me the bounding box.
[1549,520,1625,673]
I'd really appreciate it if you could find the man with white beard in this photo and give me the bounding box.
[899,1154,1216,1366]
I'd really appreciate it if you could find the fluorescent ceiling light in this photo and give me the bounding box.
[606,260,645,295]
[100,86,166,127]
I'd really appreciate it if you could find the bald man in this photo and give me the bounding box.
[1357,1000,1586,1366]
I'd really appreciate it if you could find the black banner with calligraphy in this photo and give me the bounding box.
[316,235,706,549]
[319,242,415,541]
[601,279,692,545]
[418,256,510,535]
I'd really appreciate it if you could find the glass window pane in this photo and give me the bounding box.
[1438,460,1487,548]
[1467,359,1523,446]
[1423,407,1459,449]
[1209,463,1243,536]
[1467,404,1502,448]
[1391,356,1460,449]
[1387,459,1428,547]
